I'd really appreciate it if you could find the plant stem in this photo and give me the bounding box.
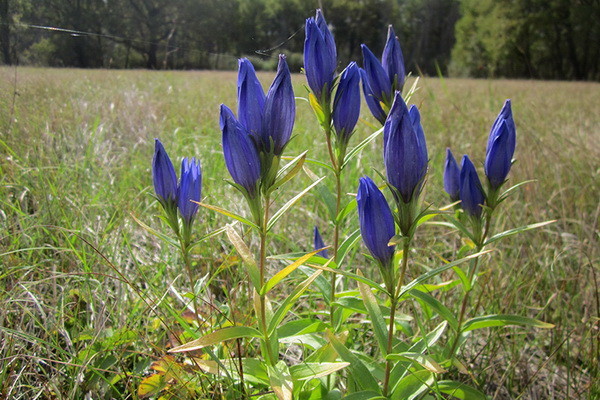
[330,166,342,324]
[180,236,203,331]
[258,194,276,365]
[383,238,411,396]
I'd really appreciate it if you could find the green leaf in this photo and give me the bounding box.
[267,176,326,231]
[386,352,446,374]
[306,263,387,296]
[326,331,381,393]
[273,151,308,190]
[442,214,476,242]
[225,225,261,290]
[390,369,434,400]
[278,319,328,339]
[130,213,179,248]
[199,202,259,231]
[342,127,384,170]
[290,362,350,381]
[357,274,389,356]
[484,220,556,246]
[188,226,227,251]
[342,391,386,400]
[408,321,448,354]
[263,248,323,295]
[269,361,294,400]
[168,326,262,353]
[498,179,536,202]
[268,270,323,335]
[336,198,357,224]
[408,289,459,331]
[462,314,555,332]
[436,380,489,399]
[336,228,361,265]
[398,251,489,299]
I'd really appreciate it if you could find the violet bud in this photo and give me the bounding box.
[333,62,361,143]
[152,139,178,207]
[459,155,485,218]
[444,148,460,202]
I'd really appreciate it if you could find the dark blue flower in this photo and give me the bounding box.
[237,58,265,141]
[357,176,396,268]
[484,120,513,189]
[360,68,386,125]
[262,55,295,155]
[361,44,392,106]
[304,9,336,100]
[313,226,328,258]
[459,155,485,218]
[444,148,460,202]
[408,105,428,165]
[382,25,405,92]
[332,62,361,143]
[152,139,178,206]
[487,99,516,161]
[178,157,202,224]
[384,92,428,203]
[220,104,261,197]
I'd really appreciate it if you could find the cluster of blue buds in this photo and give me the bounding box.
[221,55,295,198]
[304,10,361,154]
[361,25,406,125]
[152,139,202,232]
[444,100,516,218]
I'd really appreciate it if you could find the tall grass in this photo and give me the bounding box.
[0,67,598,398]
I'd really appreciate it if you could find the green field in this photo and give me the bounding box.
[0,67,598,399]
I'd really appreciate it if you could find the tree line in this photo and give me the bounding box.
[0,0,598,80]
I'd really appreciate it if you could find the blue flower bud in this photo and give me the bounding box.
[177,157,202,225]
[384,93,428,203]
[484,120,512,189]
[359,67,387,125]
[382,25,405,92]
[262,55,295,155]
[333,62,361,143]
[357,176,396,268]
[459,155,485,218]
[304,10,336,100]
[220,104,261,197]
[361,44,392,105]
[408,105,428,165]
[313,226,328,258]
[487,99,516,161]
[444,148,460,202]
[152,139,178,207]
[238,58,265,141]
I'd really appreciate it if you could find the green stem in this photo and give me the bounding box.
[258,194,276,365]
[383,238,411,396]
[330,166,342,323]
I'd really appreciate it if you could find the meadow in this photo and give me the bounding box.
[0,66,598,399]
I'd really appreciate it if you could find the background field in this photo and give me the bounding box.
[0,67,598,399]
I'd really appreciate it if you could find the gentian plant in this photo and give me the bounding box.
[138,14,555,400]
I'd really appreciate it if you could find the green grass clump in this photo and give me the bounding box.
[0,67,598,399]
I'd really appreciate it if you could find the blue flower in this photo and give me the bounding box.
[220,104,261,197]
[382,25,406,92]
[444,148,460,202]
[332,62,361,143]
[152,139,178,207]
[360,68,386,125]
[237,58,265,141]
[178,157,202,225]
[484,120,513,189]
[485,100,516,190]
[459,155,485,218]
[361,44,392,106]
[487,99,516,161]
[304,9,337,100]
[357,176,396,268]
[313,226,328,258]
[262,55,295,155]
[383,93,428,203]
